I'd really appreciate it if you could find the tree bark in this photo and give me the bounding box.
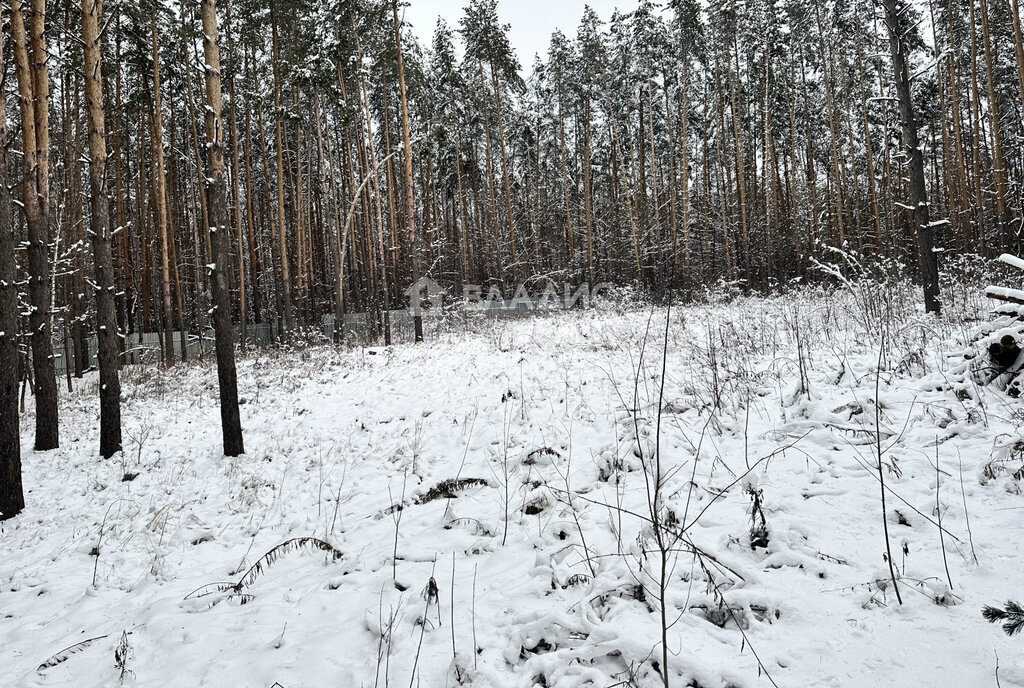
[82,0,122,459]
[393,0,423,342]
[0,6,24,518]
[201,0,244,457]
[882,0,941,313]
[150,17,176,365]
[270,0,294,337]
[10,0,58,450]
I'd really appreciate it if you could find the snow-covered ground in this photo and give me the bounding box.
[3,285,1023,688]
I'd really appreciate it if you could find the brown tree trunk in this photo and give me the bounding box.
[0,5,24,518]
[882,0,941,313]
[10,0,58,451]
[556,84,573,271]
[150,17,175,365]
[224,0,246,349]
[393,0,423,342]
[978,0,1010,235]
[1011,0,1024,112]
[490,63,517,278]
[582,100,596,284]
[270,0,294,337]
[201,0,244,457]
[82,0,122,459]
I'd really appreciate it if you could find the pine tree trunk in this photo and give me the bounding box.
[242,96,262,325]
[181,3,212,275]
[393,0,423,342]
[968,0,988,252]
[854,12,882,246]
[224,0,246,349]
[0,8,24,519]
[582,100,595,284]
[82,0,122,459]
[201,0,244,457]
[10,0,59,451]
[490,63,517,279]
[978,0,1010,236]
[1010,0,1024,114]
[557,86,573,271]
[882,0,941,313]
[270,0,294,337]
[150,17,175,365]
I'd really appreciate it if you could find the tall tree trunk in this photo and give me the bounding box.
[82,0,122,459]
[882,0,941,313]
[490,63,517,279]
[270,0,294,337]
[150,17,175,365]
[556,84,573,271]
[0,6,25,518]
[727,49,749,281]
[10,0,58,450]
[201,0,244,457]
[978,0,1010,235]
[242,97,262,325]
[393,0,423,342]
[582,99,596,284]
[854,4,882,245]
[1010,0,1024,112]
[968,0,988,252]
[224,0,246,349]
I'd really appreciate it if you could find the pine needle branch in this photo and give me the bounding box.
[983,601,1024,637]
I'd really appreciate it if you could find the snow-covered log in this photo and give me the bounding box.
[998,253,1024,272]
[985,285,1024,306]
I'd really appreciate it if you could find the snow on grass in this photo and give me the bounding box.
[3,288,1024,688]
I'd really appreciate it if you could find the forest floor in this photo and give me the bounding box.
[2,284,1024,688]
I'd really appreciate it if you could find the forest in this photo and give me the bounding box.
[2,0,1024,461]
[1,0,1024,685]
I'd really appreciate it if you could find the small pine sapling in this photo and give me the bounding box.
[982,601,1024,636]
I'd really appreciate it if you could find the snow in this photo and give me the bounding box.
[2,291,1023,687]
[1000,254,1024,272]
[986,286,1024,304]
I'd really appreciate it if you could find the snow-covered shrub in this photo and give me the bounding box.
[939,252,1001,332]
[810,245,917,338]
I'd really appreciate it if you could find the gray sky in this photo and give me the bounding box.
[403,0,628,72]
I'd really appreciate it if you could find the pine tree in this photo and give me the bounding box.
[10,0,59,451]
[0,4,24,520]
[82,0,124,459]
[881,0,941,314]
[201,0,245,457]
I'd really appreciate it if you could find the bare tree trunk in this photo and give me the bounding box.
[582,100,596,284]
[224,0,246,349]
[201,0,244,457]
[0,5,25,518]
[82,0,122,459]
[557,85,573,271]
[490,64,517,279]
[978,0,1010,235]
[150,17,175,365]
[270,0,294,337]
[10,0,58,451]
[1011,0,1024,112]
[882,0,941,313]
[393,0,423,342]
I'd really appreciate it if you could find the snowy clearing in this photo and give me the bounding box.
[3,290,1024,688]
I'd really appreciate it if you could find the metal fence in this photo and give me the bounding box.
[51,299,571,376]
